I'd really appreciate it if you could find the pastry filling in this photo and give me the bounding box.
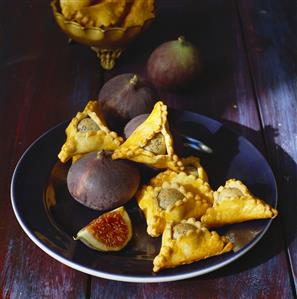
[218,187,243,201]
[173,223,196,240]
[144,133,167,155]
[78,118,100,132]
[157,188,184,210]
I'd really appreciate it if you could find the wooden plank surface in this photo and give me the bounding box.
[0,1,102,298]
[0,0,295,298]
[237,0,297,292]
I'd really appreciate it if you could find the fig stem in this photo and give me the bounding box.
[178,36,185,43]
[129,74,138,86]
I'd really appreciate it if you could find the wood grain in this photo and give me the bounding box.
[237,0,297,293]
[0,1,102,298]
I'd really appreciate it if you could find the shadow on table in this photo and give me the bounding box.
[199,122,296,279]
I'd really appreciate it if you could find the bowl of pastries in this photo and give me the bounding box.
[51,0,155,70]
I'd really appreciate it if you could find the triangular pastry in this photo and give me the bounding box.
[112,101,184,171]
[58,101,123,163]
[137,181,211,237]
[201,179,278,228]
[153,218,233,272]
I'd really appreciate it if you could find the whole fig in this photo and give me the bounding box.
[67,151,140,210]
[147,36,202,90]
[98,73,157,130]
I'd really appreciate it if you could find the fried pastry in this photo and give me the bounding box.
[72,0,127,28]
[180,156,209,182]
[123,0,155,27]
[58,101,123,163]
[201,179,278,228]
[150,156,209,184]
[153,218,233,272]
[137,181,210,237]
[112,101,184,171]
[60,0,92,20]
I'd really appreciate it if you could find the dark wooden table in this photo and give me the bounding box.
[1,0,297,298]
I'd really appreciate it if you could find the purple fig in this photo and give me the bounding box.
[67,151,140,211]
[98,73,157,130]
[147,36,202,90]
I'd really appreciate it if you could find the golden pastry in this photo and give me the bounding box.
[58,101,123,163]
[137,181,210,237]
[180,156,208,182]
[71,154,84,163]
[123,0,155,27]
[112,101,184,171]
[72,0,127,28]
[60,0,92,20]
[201,179,278,228]
[153,218,234,272]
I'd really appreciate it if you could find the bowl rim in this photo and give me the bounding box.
[50,0,156,33]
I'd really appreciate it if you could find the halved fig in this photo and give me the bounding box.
[75,207,132,251]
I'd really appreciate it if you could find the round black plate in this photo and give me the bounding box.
[11,110,277,282]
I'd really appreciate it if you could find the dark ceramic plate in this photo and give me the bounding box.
[11,110,277,283]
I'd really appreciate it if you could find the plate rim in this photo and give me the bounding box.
[10,112,277,283]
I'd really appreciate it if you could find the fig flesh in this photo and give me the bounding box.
[147,36,202,90]
[75,207,132,251]
[67,151,140,210]
[98,73,157,130]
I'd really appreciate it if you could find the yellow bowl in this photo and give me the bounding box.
[51,0,154,70]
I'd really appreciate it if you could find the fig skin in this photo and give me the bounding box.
[67,151,140,211]
[124,113,149,139]
[98,73,157,130]
[147,36,202,91]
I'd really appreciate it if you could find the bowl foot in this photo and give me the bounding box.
[91,47,123,70]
